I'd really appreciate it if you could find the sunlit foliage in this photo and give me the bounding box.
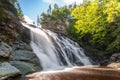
[40,0,120,54]
[71,0,120,53]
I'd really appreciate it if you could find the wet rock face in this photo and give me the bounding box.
[110,53,120,63]
[0,1,41,80]
[0,41,42,80]
[107,53,120,69]
[10,41,42,75]
[10,61,39,75]
[0,62,21,80]
[0,42,12,58]
[22,27,31,44]
[0,0,24,43]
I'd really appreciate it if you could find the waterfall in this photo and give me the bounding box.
[22,23,92,71]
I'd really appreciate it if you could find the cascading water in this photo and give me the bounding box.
[22,22,92,71]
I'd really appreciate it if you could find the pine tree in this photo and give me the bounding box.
[54,3,59,9]
[9,0,17,5]
[37,15,40,26]
[47,5,51,14]
[16,2,23,19]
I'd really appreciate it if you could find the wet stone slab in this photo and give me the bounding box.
[0,42,12,58]
[0,62,21,80]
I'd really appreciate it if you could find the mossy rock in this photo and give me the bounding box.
[10,61,39,75]
[0,9,7,20]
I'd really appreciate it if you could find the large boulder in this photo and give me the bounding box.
[10,41,42,75]
[0,62,21,80]
[110,53,120,63]
[11,50,40,64]
[10,61,40,75]
[107,63,120,69]
[0,41,42,79]
[12,41,32,51]
[0,42,12,59]
[107,53,120,69]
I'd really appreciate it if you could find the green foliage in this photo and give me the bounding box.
[71,0,107,49]
[0,0,23,19]
[0,0,18,16]
[51,6,70,19]
[40,4,71,31]
[10,0,17,5]
[107,34,120,53]
[15,1,23,19]
[0,0,17,21]
[70,0,120,54]
[40,0,120,54]
[0,9,7,20]
[37,15,40,26]
[47,5,52,14]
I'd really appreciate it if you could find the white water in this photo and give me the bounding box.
[22,22,92,71]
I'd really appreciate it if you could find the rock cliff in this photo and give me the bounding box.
[0,0,24,43]
[0,1,41,80]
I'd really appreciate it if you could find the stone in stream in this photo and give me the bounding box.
[26,66,120,80]
[0,42,12,58]
[110,53,120,63]
[0,62,21,80]
[107,63,120,69]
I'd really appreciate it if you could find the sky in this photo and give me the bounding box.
[19,0,83,24]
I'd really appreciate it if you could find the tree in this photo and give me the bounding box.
[40,4,72,34]
[40,0,120,54]
[37,15,40,26]
[47,5,51,14]
[54,3,59,9]
[103,0,120,53]
[9,0,17,5]
[70,0,120,53]
[16,2,23,19]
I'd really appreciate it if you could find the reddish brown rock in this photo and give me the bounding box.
[26,66,120,80]
[107,63,120,69]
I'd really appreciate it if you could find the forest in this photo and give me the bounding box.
[40,0,120,55]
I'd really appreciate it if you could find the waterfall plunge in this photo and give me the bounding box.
[22,23,92,71]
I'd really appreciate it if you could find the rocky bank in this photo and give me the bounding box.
[0,0,42,80]
[0,41,42,80]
